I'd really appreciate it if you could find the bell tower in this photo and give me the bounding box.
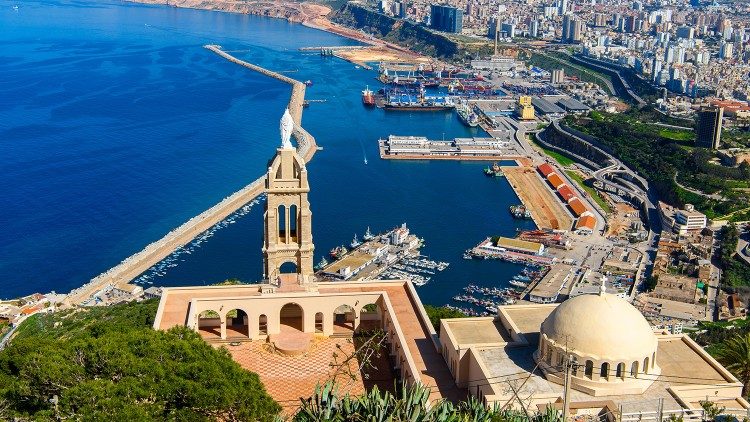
[262,109,315,286]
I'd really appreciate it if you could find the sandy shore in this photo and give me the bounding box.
[128,0,428,64]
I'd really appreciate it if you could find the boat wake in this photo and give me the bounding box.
[132,193,267,286]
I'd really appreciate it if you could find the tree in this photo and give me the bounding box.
[424,305,468,332]
[714,333,750,397]
[0,300,280,420]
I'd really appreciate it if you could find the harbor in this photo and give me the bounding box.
[315,224,449,286]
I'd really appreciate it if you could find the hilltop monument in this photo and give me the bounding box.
[262,109,315,287]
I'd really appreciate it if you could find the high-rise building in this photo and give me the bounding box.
[562,14,582,42]
[530,20,540,37]
[551,69,565,84]
[696,107,723,150]
[594,13,607,27]
[430,4,463,33]
[720,42,733,60]
[501,22,516,38]
[558,0,568,15]
[676,26,694,39]
[562,14,572,41]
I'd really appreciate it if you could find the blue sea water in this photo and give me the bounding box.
[0,0,534,307]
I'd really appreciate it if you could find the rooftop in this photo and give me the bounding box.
[443,318,512,345]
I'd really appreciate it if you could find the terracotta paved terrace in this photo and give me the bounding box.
[225,336,394,414]
[318,283,466,403]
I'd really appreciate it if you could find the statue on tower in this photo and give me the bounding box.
[280,108,294,149]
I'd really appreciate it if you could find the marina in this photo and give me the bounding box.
[316,224,449,286]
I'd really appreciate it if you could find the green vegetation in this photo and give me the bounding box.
[719,224,750,287]
[0,300,280,420]
[294,381,561,422]
[658,128,695,142]
[565,170,612,213]
[332,4,459,58]
[563,108,750,219]
[424,304,467,332]
[529,138,575,167]
[522,51,615,95]
[714,333,750,396]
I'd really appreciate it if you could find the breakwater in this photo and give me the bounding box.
[65,46,318,305]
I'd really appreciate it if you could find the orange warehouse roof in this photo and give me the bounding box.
[547,173,565,189]
[568,197,588,216]
[557,185,577,202]
[538,163,556,177]
[576,215,596,230]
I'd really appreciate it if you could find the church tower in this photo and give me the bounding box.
[262,109,315,286]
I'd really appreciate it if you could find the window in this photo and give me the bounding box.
[585,360,593,379]
[600,362,610,380]
[277,205,286,241]
[259,314,268,335]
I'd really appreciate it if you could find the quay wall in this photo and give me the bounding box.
[65,46,318,305]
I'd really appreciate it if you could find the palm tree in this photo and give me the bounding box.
[714,333,750,397]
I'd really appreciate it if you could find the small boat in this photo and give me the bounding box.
[304,80,313,86]
[509,280,528,288]
[329,245,347,260]
[314,257,329,271]
[350,234,361,248]
[484,162,504,178]
[363,227,374,241]
[302,100,310,108]
[364,157,368,165]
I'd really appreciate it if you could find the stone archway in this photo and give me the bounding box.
[197,310,221,339]
[280,303,304,332]
[333,304,355,333]
[225,309,249,339]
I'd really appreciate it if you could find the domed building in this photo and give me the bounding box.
[534,284,660,396]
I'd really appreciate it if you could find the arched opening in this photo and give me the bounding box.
[616,363,625,380]
[259,314,268,335]
[333,304,355,333]
[585,360,593,379]
[571,357,578,376]
[359,303,382,331]
[643,357,650,374]
[289,204,298,242]
[280,303,304,332]
[315,312,323,333]
[197,310,221,339]
[631,361,639,378]
[280,261,298,274]
[225,309,249,338]
[545,344,553,366]
[278,205,287,242]
[600,362,610,380]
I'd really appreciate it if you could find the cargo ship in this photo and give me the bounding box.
[509,204,532,219]
[457,103,479,127]
[361,86,375,106]
[484,162,504,177]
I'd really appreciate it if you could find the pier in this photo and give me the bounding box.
[378,135,525,161]
[64,46,319,306]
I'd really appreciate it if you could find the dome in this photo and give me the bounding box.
[540,292,657,362]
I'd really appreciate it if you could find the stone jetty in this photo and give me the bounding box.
[65,46,318,306]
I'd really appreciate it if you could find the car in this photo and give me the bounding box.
[229,341,242,347]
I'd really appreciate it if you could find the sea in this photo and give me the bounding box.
[0,0,535,308]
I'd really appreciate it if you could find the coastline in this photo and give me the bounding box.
[64,46,318,306]
[126,0,427,64]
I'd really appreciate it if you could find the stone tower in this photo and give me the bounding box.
[262,109,315,286]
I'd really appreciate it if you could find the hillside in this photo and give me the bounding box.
[331,3,460,58]
[0,300,280,421]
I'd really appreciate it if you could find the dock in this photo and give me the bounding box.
[503,166,573,231]
[378,135,525,161]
